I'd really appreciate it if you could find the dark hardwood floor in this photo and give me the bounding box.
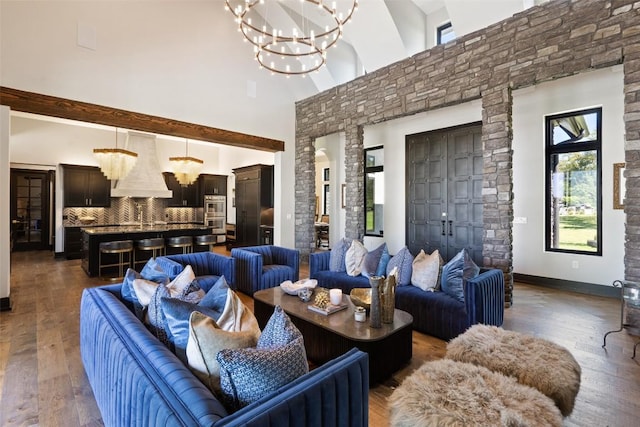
[1,250,639,426]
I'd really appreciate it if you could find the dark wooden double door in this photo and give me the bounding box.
[406,123,483,264]
[10,169,54,251]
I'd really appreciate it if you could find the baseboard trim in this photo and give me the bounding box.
[54,251,65,259]
[514,273,619,299]
[0,297,12,312]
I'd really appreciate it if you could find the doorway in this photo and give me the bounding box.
[10,169,54,251]
[406,123,483,264]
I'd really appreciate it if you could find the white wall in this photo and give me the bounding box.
[363,101,482,253]
[315,133,346,248]
[512,66,625,287]
[0,106,10,304]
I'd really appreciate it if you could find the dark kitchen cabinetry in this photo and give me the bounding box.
[233,164,273,247]
[62,164,111,207]
[199,174,227,197]
[64,226,83,259]
[163,172,199,207]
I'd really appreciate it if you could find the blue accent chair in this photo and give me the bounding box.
[231,245,300,295]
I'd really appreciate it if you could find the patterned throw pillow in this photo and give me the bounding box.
[216,337,308,411]
[411,249,443,292]
[162,276,231,362]
[329,237,352,272]
[345,240,368,277]
[441,248,480,303]
[257,306,305,351]
[361,243,387,278]
[387,246,415,286]
[186,311,258,395]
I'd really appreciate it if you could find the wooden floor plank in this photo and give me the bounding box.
[1,250,639,426]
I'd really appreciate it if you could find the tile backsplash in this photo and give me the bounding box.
[63,198,203,227]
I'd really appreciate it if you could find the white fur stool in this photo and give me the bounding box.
[446,324,581,417]
[389,359,562,426]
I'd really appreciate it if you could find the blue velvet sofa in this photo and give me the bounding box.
[309,250,505,341]
[80,283,370,426]
[155,252,235,290]
[231,245,300,295]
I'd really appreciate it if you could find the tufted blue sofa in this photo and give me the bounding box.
[231,245,300,295]
[309,250,505,341]
[80,282,370,426]
[155,252,235,290]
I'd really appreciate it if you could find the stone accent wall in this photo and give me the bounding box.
[295,0,640,305]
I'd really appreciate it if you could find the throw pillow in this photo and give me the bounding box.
[375,244,391,277]
[345,240,368,276]
[132,264,197,307]
[411,249,443,292]
[217,337,308,411]
[257,305,305,351]
[440,248,480,303]
[140,257,171,283]
[387,246,414,286]
[162,276,231,362]
[216,288,261,334]
[329,237,352,272]
[361,243,387,278]
[186,311,258,396]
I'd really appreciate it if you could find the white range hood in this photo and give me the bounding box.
[111,131,173,198]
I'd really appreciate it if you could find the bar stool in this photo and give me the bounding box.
[99,240,134,279]
[195,234,217,252]
[134,237,165,268]
[166,236,193,254]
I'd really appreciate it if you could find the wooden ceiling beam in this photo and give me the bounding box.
[0,86,284,152]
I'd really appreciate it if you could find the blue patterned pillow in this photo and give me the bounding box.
[257,306,304,350]
[441,248,480,303]
[162,276,230,362]
[376,244,391,277]
[329,238,352,272]
[140,258,171,283]
[216,337,308,411]
[386,246,414,286]
[361,243,387,278]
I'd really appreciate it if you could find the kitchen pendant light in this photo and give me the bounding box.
[93,128,138,180]
[169,139,203,186]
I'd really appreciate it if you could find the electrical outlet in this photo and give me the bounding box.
[571,261,579,269]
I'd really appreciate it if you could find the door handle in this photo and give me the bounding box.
[441,220,446,236]
[448,220,453,236]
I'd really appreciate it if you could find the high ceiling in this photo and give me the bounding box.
[233,0,546,94]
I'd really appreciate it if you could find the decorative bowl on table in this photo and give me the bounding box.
[280,278,318,296]
[349,288,372,311]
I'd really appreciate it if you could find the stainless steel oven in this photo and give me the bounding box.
[204,195,226,237]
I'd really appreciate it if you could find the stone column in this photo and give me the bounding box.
[294,135,316,261]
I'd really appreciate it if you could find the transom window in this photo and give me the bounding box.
[437,22,455,45]
[364,147,384,237]
[545,107,602,255]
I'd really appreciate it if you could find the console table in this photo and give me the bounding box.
[602,279,640,359]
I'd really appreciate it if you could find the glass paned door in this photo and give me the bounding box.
[11,169,51,251]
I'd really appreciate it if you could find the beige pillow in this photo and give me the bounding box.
[411,249,443,292]
[216,288,261,333]
[345,240,368,277]
[186,311,258,395]
[132,264,196,307]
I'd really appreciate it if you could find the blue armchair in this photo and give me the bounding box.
[231,245,300,295]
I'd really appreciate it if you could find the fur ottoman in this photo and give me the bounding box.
[446,324,581,417]
[389,359,563,427]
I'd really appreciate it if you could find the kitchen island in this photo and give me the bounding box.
[81,224,213,277]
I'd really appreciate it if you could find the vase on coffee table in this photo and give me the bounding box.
[369,276,383,328]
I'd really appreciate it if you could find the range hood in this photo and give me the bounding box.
[111,131,173,198]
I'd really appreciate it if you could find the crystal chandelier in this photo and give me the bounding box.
[169,139,203,186]
[225,0,358,76]
[93,128,138,180]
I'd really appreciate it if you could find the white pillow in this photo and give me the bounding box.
[411,249,442,291]
[345,240,368,276]
[131,264,196,306]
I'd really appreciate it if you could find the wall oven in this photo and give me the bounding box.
[204,195,226,240]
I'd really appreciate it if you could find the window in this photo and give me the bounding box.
[545,107,602,255]
[364,147,384,237]
[437,22,455,45]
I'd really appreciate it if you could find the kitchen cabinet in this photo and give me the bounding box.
[63,164,111,207]
[163,172,199,207]
[233,164,273,247]
[199,174,227,197]
[64,226,83,259]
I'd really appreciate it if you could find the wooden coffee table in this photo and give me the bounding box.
[253,286,413,385]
